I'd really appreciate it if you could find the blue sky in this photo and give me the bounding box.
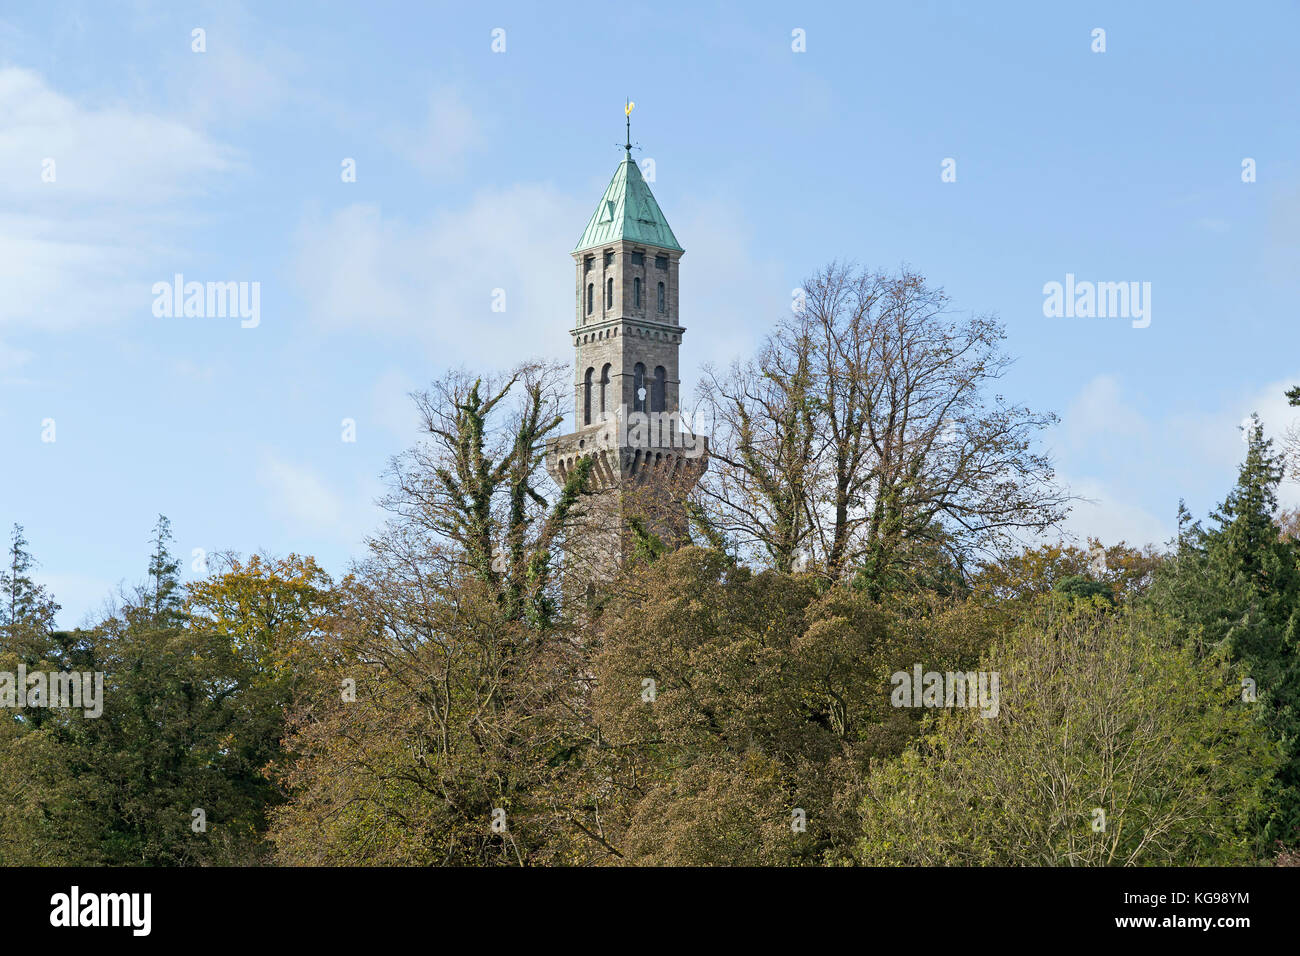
[2,0,1298,627]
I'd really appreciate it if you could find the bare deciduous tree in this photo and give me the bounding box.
[697,264,1068,589]
[378,361,591,625]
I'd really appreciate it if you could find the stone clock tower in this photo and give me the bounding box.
[545,138,707,582]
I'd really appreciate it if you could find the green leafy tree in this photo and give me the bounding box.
[0,527,76,863]
[51,520,279,864]
[144,515,183,625]
[585,546,997,864]
[0,523,60,661]
[973,539,1161,608]
[1149,419,1300,848]
[857,603,1275,865]
[1052,574,1114,604]
[269,566,591,865]
[270,368,600,865]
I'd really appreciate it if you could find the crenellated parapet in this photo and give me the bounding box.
[545,417,708,492]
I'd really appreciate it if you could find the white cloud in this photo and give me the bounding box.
[291,183,784,384]
[1050,372,1300,550]
[257,452,385,549]
[0,67,235,205]
[1173,375,1300,510]
[259,455,344,529]
[370,368,424,441]
[0,216,146,328]
[1264,187,1300,284]
[1060,373,1147,446]
[674,195,787,371]
[181,34,292,127]
[291,186,589,366]
[386,86,484,176]
[0,337,33,372]
[1047,374,1168,546]
[1057,473,1174,550]
[172,357,217,383]
[0,68,235,333]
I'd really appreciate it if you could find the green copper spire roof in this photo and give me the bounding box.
[573,154,683,254]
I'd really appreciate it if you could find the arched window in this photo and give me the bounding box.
[600,364,611,418]
[657,281,665,313]
[633,363,646,413]
[583,367,594,426]
[652,366,666,413]
[634,277,641,308]
[606,277,614,309]
[586,283,593,315]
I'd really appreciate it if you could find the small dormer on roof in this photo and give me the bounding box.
[574,149,683,254]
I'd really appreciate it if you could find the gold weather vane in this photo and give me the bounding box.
[621,99,639,157]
